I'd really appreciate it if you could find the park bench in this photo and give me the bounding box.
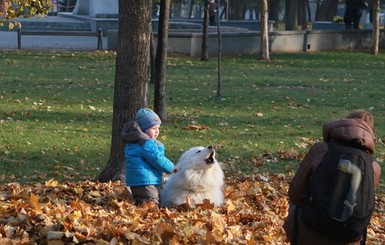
[17,28,103,50]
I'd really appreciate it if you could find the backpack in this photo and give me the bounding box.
[299,141,375,243]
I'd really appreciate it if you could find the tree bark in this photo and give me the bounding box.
[299,0,307,30]
[285,0,298,30]
[371,0,380,55]
[216,5,221,97]
[98,0,152,183]
[188,0,194,18]
[150,33,155,84]
[201,0,209,61]
[269,0,280,27]
[229,0,244,20]
[154,0,170,120]
[259,0,270,61]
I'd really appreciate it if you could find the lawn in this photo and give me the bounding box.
[1,50,385,244]
[1,50,385,187]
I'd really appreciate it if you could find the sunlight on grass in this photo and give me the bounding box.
[1,50,385,187]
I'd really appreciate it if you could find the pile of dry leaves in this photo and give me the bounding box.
[1,174,384,244]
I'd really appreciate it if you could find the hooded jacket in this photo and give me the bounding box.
[122,121,174,187]
[283,118,381,245]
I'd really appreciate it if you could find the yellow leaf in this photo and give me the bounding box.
[30,193,42,213]
[45,179,58,187]
[225,199,236,212]
[8,22,14,30]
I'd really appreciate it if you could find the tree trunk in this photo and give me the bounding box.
[371,0,380,55]
[285,0,298,30]
[150,33,155,84]
[269,0,280,27]
[98,0,152,183]
[229,0,244,20]
[188,0,195,18]
[299,0,307,30]
[259,0,269,61]
[201,0,209,61]
[216,5,222,97]
[154,0,170,120]
[315,0,338,21]
[306,0,311,22]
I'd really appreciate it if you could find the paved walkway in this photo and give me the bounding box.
[0,16,108,51]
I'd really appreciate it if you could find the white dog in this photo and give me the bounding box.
[160,146,224,208]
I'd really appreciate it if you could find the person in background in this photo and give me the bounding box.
[209,0,218,26]
[122,108,175,205]
[283,110,381,244]
[344,0,368,29]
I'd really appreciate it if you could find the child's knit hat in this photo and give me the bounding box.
[135,108,161,132]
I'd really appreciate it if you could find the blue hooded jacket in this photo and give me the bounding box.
[121,121,174,186]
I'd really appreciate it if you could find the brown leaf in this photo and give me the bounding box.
[184,124,209,131]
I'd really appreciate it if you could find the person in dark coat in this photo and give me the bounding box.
[283,110,381,245]
[344,0,368,29]
[209,0,218,26]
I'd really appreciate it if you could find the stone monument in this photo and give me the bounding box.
[71,0,118,31]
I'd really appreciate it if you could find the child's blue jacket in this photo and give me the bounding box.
[122,121,174,186]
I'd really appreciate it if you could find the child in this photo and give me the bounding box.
[122,108,175,205]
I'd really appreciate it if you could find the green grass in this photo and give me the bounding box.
[1,50,385,190]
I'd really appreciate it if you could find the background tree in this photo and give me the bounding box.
[154,0,171,120]
[315,0,338,21]
[229,0,244,19]
[216,2,222,97]
[150,33,156,84]
[371,0,380,55]
[201,0,210,61]
[285,0,298,30]
[98,0,152,182]
[259,0,269,60]
[298,0,308,30]
[269,0,280,28]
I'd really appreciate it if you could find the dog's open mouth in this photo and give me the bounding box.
[204,151,216,164]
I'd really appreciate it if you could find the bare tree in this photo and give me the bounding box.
[188,0,195,18]
[229,0,244,19]
[315,0,338,21]
[216,3,222,97]
[201,0,210,61]
[259,0,270,60]
[154,0,171,120]
[299,0,307,30]
[98,0,152,182]
[269,0,280,28]
[371,0,380,55]
[150,33,156,84]
[285,0,298,30]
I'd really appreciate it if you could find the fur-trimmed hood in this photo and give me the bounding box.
[322,118,375,153]
[122,121,161,146]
